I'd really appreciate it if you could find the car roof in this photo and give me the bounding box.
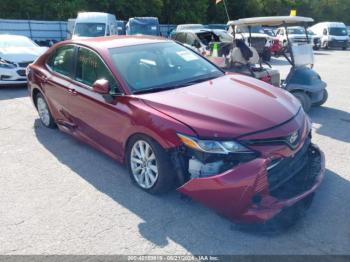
[63,35,170,50]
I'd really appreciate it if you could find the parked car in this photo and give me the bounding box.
[275,26,321,50]
[309,22,349,50]
[0,35,47,85]
[27,36,325,224]
[72,12,118,39]
[126,17,160,36]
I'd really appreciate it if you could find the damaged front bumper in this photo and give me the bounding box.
[177,143,325,224]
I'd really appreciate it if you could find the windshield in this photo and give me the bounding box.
[0,37,37,48]
[129,24,159,36]
[109,42,223,93]
[329,27,347,36]
[237,26,265,34]
[74,23,106,37]
[287,28,305,35]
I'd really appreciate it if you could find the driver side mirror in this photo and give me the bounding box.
[92,79,109,94]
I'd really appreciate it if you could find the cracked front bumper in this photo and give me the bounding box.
[177,144,325,224]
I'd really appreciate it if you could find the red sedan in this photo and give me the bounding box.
[27,36,325,224]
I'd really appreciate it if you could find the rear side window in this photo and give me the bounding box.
[48,45,75,77]
[75,47,117,89]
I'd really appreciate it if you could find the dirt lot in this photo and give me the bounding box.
[0,50,349,255]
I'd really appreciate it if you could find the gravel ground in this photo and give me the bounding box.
[0,50,349,255]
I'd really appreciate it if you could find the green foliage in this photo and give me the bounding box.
[0,0,349,24]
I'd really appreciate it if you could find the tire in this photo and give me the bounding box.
[313,89,328,107]
[126,135,176,195]
[342,46,347,50]
[36,93,56,128]
[293,91,311,113]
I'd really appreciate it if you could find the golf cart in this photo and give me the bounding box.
[225,16,327,112]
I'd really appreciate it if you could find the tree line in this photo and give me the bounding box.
[0,0,349,24]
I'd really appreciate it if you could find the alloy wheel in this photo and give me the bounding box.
[130,140,159,189]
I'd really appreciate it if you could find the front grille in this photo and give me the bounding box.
[16,69,26,77]
[329,40,348,48]
[18,61,33,68]
[269,143,321,199]
[267,138,311,192]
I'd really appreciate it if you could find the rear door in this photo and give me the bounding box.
[44,45,76,127]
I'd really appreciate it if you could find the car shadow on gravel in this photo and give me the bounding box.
[309,106,350,143]
[0,85,28,100]
[33,119,350,254]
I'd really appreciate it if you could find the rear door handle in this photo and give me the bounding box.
[67,88,77,95]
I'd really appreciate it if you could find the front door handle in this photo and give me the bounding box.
[67,88,77,95]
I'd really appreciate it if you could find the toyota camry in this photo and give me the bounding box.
[27,36,325,223]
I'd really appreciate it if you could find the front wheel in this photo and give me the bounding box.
[313,89,328,107]
[293,91,311,113]
[126,135,176,194]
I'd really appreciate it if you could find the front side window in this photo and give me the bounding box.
[49,45,75,77]
[109,42,223,93]
[74,23,106,37]
[76,47,117,91]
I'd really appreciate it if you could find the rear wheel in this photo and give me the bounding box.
[36,93,56,128]
[126,135,176,194]
[293,91,311,113]
[313,89,328,107]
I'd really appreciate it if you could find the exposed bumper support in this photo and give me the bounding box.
[177,144,325,224]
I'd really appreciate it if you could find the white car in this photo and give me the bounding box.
[0,35,47,85]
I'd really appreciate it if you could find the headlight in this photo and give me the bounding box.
[0,60,16,69]
[177,133,251,154]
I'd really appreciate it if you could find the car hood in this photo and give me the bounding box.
[0,46,47,63]
[138,74,301,138]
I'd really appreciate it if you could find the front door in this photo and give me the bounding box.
[67,46,129,159]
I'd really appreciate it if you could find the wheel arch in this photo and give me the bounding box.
[32,87,42,108]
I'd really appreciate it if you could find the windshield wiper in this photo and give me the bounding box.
[133,86,177,95]
[133,74,222,95]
